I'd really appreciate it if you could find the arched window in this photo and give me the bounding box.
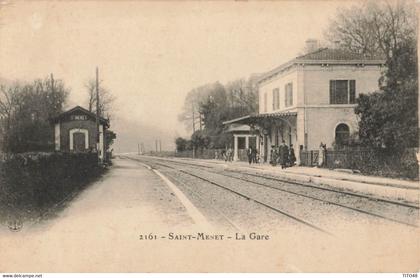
[335,123,350,145]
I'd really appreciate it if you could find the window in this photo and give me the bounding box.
[264,92,268,112]
[285,83,293,107]
[330,80,356,104]
[272,88,280,110]
[335,123,350,145]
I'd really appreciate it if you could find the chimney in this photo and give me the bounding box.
[305,39,318,53]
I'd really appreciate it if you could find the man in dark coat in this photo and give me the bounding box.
[278,140,289,169]
[270,145,276,166]
[247,146,253,165]
[251,147,258,164]
[288,144,296,166]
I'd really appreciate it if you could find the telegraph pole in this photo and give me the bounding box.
[50,73,54,93]
[96,67,100,165]
[192,104,196,133]
[159,140,162,152]
[138,143,140,155]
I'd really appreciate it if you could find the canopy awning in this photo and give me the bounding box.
[225,124,252,133]
[223,111,297,125]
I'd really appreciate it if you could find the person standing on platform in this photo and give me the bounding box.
[279,140,289,169]
[251,147,257,164]
[247,146,253,165]
[226,147,233,162]
[288,144,296,167]
[318,142,325,167]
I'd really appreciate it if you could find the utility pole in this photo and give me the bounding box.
[192,104,196,133]
[159,140,162,152]
[155,140,158,152]
[50,73,54,93]
[138,143,140,155]
[96,67,101,165]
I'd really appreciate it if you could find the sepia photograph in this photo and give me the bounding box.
[0,0,418,275]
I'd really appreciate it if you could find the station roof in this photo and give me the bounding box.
[258,48,385,85]
[225,124,252,133]
[50,105,109,127]
[223,111,297,125]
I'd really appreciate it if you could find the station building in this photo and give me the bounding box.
[50,106,109,161]
[224,46,385,163]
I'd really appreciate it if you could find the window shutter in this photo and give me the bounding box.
[264,93,267,112]
[272,90,275,110]
[289,83,293,106]
[349,80,356,104]
[330,80,335,104]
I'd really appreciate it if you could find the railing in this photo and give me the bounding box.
[300,148,419,180]
[173,148,250,161]
[299,150,319,167]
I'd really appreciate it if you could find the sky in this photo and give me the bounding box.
[0,0,356,153]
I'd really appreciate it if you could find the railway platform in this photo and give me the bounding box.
[164,157,420,204]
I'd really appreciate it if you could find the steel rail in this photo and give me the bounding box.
[145,158,418,228]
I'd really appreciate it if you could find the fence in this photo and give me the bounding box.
[174,149,224,160]
[173,148,250,161]
[300,148,419,180]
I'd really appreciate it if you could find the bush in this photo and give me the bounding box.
[323,148,419,180]
[0,152,104,223]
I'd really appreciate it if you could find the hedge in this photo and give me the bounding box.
[0,152,104,223]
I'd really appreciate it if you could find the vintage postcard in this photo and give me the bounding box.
[0,0,419,274]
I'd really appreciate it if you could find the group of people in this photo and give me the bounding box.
[270,140,296,169]
[218,140,296,168]
[246,146,259,164]
[219,148,234,162]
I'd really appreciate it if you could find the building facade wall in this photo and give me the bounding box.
[257,63,382,154]
[302,64,382,150]
[258,69,299,114]
[303,64,383,105]
[305,106,358,150]
[59,120,98,151]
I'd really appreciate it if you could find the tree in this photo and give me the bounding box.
[327,0,419,152]
[0,76,69,153]
[175,137,188,152]
[178,76,259,149]
[325,0,416,60]
[85,79,115,120]
[355,37,418,152]
[178,75,259,137]
[225,78,258,115]
[0,83,20,139]
[178,83,216,133]
[190,130,209,151]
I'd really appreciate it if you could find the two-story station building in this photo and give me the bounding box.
[224,46,385,163]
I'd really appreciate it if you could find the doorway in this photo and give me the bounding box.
[73,132,87,152]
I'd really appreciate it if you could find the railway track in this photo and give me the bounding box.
[148,160,333,235]
[130,156,419,228]
[121,156,333,234]
[153,157,419,210]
